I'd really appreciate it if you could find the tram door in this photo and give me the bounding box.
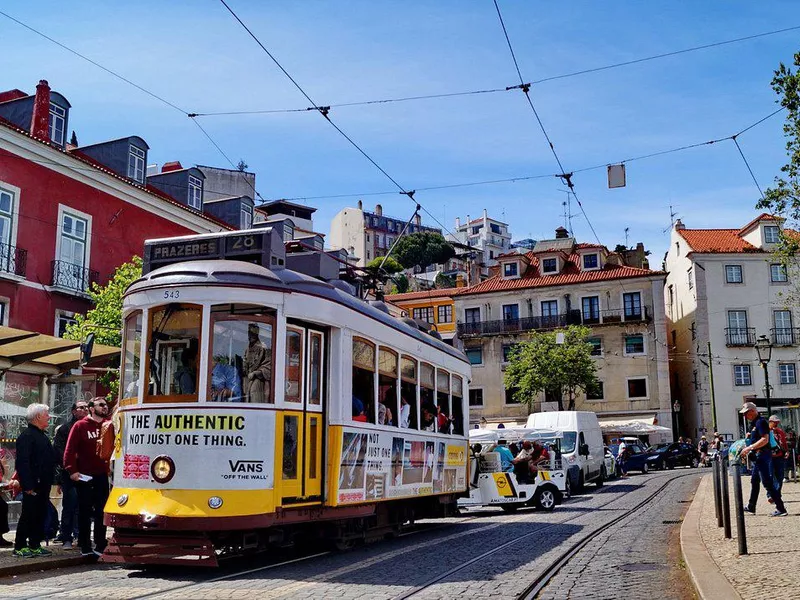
[279,324,325,504]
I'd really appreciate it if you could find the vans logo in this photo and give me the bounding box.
[228,460,264,473]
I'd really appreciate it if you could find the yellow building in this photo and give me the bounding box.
[387,287,461,345]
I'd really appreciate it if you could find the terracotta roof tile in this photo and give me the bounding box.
[737,213,781,236]
[388,287,462,302]
[459,252,661,296]
[677,229,763,253]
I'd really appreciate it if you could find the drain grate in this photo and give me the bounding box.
[662,519,683,524]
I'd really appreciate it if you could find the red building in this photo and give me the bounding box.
[0,80,233,336]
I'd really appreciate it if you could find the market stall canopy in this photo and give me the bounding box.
[598,415,671,435]
[469,427,563,444]
[0,326,119,375]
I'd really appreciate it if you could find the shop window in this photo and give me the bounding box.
[469,389,484,407]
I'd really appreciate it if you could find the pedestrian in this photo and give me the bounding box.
[53,400,88,549]
[698,436,709,466]
[616,439,628,477]
[494,439,514,473]
[13,403,57,557]
[786,427,798,472]
[740,402,787,516]
[63,397,111,557]
[0,448,11,547]
[768,415,788,497]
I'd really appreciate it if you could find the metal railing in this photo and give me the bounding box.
[51,260,98,293]
[771,327,800,346]
[725,327,756,347]
[0,243,27,277]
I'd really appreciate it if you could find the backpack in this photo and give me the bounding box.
[96,419,115,463]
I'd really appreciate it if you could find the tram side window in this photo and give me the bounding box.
[436,370,451,434]
[451,375,464,436]
[400,356,418,429]
[210,304,275,403]
[146,304,201,400]
[378,348,399,427]
[352,338,376,423]
[420,363,435,431]
[120,311,142,401]
[285,328,303,403]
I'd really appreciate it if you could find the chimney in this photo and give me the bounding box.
[674,218,685,231]
[456,274,466,288]
[483,208,488,221]
[414,213,421,226]
[455,217,461,228]
[357,200,363,210]
[375,204,383,216]
[161,161,183,173]
[30,80,51,141]
[555,226,569,239]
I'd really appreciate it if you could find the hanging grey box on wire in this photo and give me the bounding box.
[608,164,626,188]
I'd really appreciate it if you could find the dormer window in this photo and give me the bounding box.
[128,145,146,183]
[542,257,558,274]
[241,204,253,229]
[582,253,599,270]
[764,225,780,244]
[187,175,202,209]
[48,104,66,146]
[503,262,518,278]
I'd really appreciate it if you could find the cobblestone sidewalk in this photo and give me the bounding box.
[0,532,90,577]
[696,472,800,600]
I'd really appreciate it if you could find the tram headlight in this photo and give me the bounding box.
[150,455,175,484]
[117,494,129,507]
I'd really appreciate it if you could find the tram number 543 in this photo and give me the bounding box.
[163,290,181,299]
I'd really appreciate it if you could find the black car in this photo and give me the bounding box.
[646,442,701,470]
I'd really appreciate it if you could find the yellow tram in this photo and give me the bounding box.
[102,227,471,565]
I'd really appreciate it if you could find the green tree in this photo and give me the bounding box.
[756,51,800,299]
[434,272,455,289]
[387,273,410,294]
[65,256,143,399]
[503,326,599,411]
[393,232,455,270]
[365,256,404,275]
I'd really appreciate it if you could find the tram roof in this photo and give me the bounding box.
[127,260,469,364]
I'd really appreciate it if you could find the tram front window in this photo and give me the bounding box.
[120,311,142,401]
[146,304,201,400]
[210,304,275,403]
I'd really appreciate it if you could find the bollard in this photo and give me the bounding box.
[721,457,732,539]
[713,455,723,527]
[732,464,748,556]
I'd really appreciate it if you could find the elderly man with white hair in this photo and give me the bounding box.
[13,403,56,558]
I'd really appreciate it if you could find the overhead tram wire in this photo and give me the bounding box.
[0,9,265,203]
[188,24,800,118]
[217,0,459,239]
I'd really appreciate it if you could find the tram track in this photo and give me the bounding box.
[392,471,699,600]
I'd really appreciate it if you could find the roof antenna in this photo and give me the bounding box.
[662,205,679,234]
[624,227,630,248]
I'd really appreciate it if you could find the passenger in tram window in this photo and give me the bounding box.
[242,324,272,403]
[399,396,411,429]
[211,357,242,402]
[421,404,436,432]
[173,344,197,395]
[352,396,367,421]
[436,405,452,434]
[378,388,394,426]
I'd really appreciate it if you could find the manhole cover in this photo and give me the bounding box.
[619,563,666,572]
[663,519,683,524]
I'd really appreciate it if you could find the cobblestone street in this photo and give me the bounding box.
[0,470,702,600]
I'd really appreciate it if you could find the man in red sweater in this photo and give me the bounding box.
[63,397,110,558]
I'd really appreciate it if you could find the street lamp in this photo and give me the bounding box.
[755,334,773,417]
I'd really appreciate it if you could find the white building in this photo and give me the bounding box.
[665,214,795,439]
[451,209,512,273]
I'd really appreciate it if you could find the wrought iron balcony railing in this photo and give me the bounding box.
[0,243,27,278]
[51,260,98,294]
[725,327,756,347]
[771,327,800,346]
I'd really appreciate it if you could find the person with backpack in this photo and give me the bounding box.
[740,402,787,517]
[768,415,788,496]
[63,397,111,557]
[53,401,89,549]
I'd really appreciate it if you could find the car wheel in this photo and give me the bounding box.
[535,488,557,511]
[668,461,675,470]
[642,462,649,474]
[691,457,700,468]
[597,466,606,487]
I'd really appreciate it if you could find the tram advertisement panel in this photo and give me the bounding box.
[337,427,467,504]
[115,409,276,490]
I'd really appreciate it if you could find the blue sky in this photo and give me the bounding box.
[1,1,798,260]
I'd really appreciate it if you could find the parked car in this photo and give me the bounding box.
[646,442,701,470]
[603,446,617,479]
[609,441,651,473]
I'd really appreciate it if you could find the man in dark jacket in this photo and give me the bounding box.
[53,401,88,548]
[14,403,56,558]
[741,402,787,516]
[64,397,110,557]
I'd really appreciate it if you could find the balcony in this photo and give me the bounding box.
[725,327,756,347]
[581,306,651,326]
[51,260,98,294]
[771,327,800,346]
[0,244,27,278]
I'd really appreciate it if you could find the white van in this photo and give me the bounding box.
[526,411,605,492]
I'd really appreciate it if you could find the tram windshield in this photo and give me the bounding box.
[146,303,201,400]
[120,311,142,402]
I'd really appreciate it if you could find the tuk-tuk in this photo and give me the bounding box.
[458,428,568,512]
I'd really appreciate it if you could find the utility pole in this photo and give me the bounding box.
[708,341,717,432]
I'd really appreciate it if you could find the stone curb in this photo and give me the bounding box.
[0,554,93,578]
[680,474,742,600]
